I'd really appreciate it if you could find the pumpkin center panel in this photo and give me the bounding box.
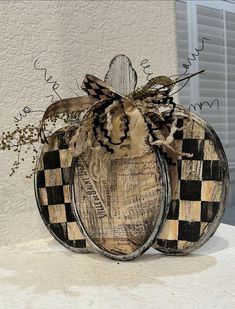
[73,150,163,255]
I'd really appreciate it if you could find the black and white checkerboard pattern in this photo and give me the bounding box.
[35,128,91,252]
[154,115,228,253]
[81,74,121,101]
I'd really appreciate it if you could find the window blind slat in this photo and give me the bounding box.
[199,62,225,72]
[199,53,225,63]
[199,80,225,89]
[197,4,226,143]
[176,1,228,145]
[200,72,225,80]
[197,15,224,29]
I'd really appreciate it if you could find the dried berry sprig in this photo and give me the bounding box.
[0,123,40,177]
[0,112,80,178]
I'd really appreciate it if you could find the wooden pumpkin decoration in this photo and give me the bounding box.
[33,54,229,260]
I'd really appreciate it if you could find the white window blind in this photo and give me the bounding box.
[176,0,235,165]
[226,10,235,146]
[176,1,190,107]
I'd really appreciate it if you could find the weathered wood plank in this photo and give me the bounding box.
[104,54,137,96]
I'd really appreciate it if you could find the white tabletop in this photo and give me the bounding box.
[0,223,234,309]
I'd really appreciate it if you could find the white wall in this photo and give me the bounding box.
[0,0,178,245]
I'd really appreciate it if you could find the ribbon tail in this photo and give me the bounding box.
[39,96,97,143]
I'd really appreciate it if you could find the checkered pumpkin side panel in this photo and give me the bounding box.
[35,128,92,252]
[154,114,228,253]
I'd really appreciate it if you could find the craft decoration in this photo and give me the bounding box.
[0,54,229,261]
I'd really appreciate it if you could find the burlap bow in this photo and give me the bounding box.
[39,74,194,159]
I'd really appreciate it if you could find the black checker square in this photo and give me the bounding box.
[205,131,210,140]
[178,220,201,242]
[49,222,68,242]
[43,150,61,170]
[176,118,184,129]
[174,119,184,139]
[157,239,178,250]
[41,205,49,223]
[201,201,220,222]
[177,159,182,180]
[46,186,64,205]
[68,239,87,248]
[65,203,75,222]
[167,200,179,220]
[182,139,204,160]
[37,170,45,188]
[180,180,202,201]
[202,160,222,181]
[174,129,183,140]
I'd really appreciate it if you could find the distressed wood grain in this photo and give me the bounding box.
[104,54,137,96]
